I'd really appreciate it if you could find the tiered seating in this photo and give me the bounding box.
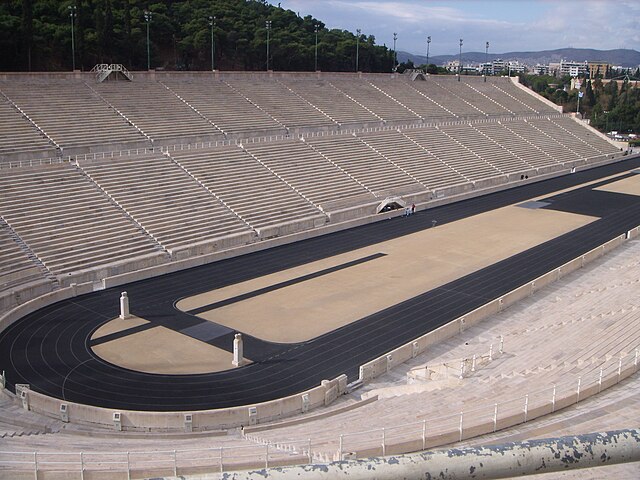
[170,145,324,229]
[0,96,57,162]
[281,79,380,126]
[227,79,335,129]
[0,81,145,151]
[549,117,620,156]
[0,164,163,276]
[411,79,484,118]
[403,127,502,181]
[439,123,530,174]
[468,79,538,116]
[490,79,558,115]
[80,154,252,251]
[357,130,465,189]
[163,80,285,136]
[369,79,456,122]
[306,135,422,196]
[0,221,51,294]
[502,120,581,164]
[527,118,603,159]
[473,122,561,170]
[433,77,512,116]
[243,139,375,210]
[330,80,421,122]
[93,81,222,142]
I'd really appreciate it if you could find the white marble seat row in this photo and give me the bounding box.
[0,164,161,276]
[0,82,145,151]
[80,154,252,251]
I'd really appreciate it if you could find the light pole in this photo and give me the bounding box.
[356,28,361,72]
[426,36,431,71]
[458,38,463,80]
[208,16,216,71]
[68,5,76,71]
[393,32,397,72]
[485,41,489,81]
[314,24,319,71]
[265,20,272,71]
[144,10,152,71]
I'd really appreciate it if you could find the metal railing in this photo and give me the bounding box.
[2,350,637,478]
[0,440,314,479]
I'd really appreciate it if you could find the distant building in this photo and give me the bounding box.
[445,59,460,72]
[551,60,588,77]
[507,61,526,74]
[587,62,612,78]
[532,64,550,75]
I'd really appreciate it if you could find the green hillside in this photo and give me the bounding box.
[0,0,394,72]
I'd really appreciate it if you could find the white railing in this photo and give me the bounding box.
[0,156,68,169]
[0,439,315,479]
[335,350,639,460]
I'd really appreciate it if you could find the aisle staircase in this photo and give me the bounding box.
[91,64,133,83]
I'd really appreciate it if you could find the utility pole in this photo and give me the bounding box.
[458,38,463,80]
[314,24,319,71]
[485,41,489,81]
[426,36,431,71]
[144,10,152,71]
[208,16,216,71]
[265,20,272,71]
[393,32,397,72]
[356,29,361,72]
[68,5,76,71]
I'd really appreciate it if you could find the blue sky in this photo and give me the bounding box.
[269,1,640,56]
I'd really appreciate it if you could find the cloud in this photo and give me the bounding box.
[276,0,640,55]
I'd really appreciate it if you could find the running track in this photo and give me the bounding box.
[1,157,639,411]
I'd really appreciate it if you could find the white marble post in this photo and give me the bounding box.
[233,333,244,367]
[119,291,130,320]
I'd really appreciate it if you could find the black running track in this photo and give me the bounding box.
[1,157,640,412]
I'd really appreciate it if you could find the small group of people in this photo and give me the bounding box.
[404,203,416,217]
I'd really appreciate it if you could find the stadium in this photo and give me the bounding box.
[1,64,640,479]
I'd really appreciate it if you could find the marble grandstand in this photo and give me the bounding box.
[0,72,626,313]
[0,70,638,479]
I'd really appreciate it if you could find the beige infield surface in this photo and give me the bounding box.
[91,316,246,374]
[177,205,595,343]
[93,170,638,373]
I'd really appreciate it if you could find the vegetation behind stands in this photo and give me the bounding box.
[520,74,640,135]
[0,0,395,73]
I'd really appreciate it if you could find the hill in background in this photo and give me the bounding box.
[400,48,640,68]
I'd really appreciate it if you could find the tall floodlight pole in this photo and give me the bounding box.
[314,24,319,71]
[393,32,398,72]
[485,41,489,81]
[265,20,272,71]
[356,28,361,72]
[209,16,216,71]
[458,38,463,80]
[426,35,431,70]
[144,10,152,71]
[68,5,76,71]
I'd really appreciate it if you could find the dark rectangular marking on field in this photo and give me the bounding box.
[187,252,388,315]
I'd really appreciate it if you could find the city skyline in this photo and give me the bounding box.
[270,0,640,57]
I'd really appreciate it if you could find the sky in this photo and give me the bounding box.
[269,0,640,56]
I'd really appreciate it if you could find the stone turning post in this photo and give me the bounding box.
[233,333,245,367]
[119,292,130,320]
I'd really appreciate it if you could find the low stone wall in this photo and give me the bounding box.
[0,282,94,333]
[0,280,53,315]
[57,251,169,288]
[15,374,348,432]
